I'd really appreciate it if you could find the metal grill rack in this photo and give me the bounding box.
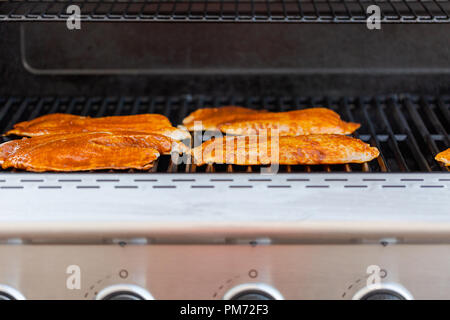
[0,0,449,22]
[0,95,448,173]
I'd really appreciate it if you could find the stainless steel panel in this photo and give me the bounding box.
[0,172,448,243]
[0,244,449,299]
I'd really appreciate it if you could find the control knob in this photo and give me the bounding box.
[223,283,284,300]
[352,283,413,300]
[96,284,154,300]
[0,285,25,300]
[360,289,406,300]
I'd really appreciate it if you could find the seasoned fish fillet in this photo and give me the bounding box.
[182,106,266,131]
[1,129,187,162]
[217,108,360,136]
[435,148,450,166]
[0,132,185,172]
[0,134,64,167]
[7,113,190,141]
[192,134,379,165]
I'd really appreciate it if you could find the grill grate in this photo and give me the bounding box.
[0,0,449,22]
[0,95,448,173]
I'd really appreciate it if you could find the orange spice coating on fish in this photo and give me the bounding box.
[435,148,450,166]
[217,108,360,136]
[192,134,379,165]
[0,132,186,172]
[182,106,267,131]
[7,113,190,141]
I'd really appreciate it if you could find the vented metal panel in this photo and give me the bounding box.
[0,95,448,173]
[0,0,449,22]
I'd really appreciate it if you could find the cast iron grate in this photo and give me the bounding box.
[0,95,448,173]
[0,0,449,22]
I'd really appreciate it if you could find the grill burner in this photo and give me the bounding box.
[0,95,448,173]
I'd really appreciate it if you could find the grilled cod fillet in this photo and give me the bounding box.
[182,106,266,131]
[192,134,379,165]
[0,132,186,172]
[435,148,450,166]
[7,113,190,141]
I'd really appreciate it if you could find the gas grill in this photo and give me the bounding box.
[0,0,449,300]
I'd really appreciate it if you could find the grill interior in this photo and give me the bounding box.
[1,0,449,22]
[0,95,448,173]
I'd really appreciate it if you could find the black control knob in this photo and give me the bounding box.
[230,290,275,300]
[223,283,284,300]
[0,292,16,300]
[96,285,154,300]
[0,286,25,300]
[101,291,145,300]
[360,290,406,300]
